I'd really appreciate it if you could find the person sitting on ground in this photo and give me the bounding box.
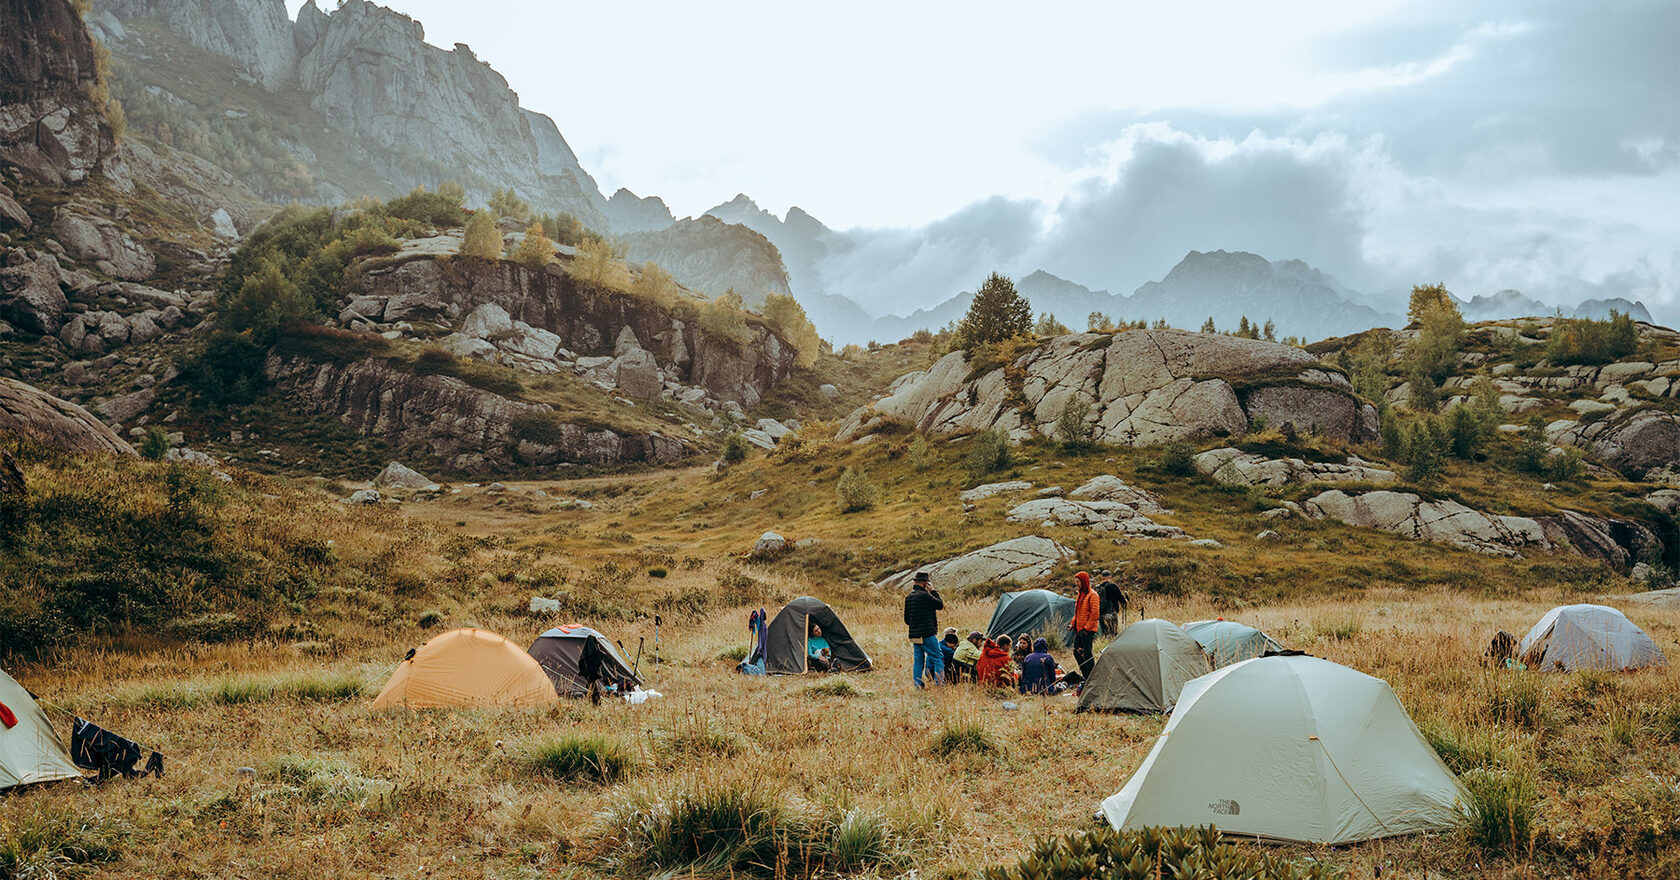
[807,622,832,673]
[1012,635,1032,668]
[976,636,1015,687]
[1018,638,1059,695]
[940,628,961,683]
[1485,630,1524,670]
[952,631,983,681]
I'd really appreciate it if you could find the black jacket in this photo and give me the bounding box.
[1099,580,1126,614]
[903,587,944,639]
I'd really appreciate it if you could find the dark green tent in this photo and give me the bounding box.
[986,589,1075,640]
[762,597,872,674]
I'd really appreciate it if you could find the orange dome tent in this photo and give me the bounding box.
[372,628,560,709]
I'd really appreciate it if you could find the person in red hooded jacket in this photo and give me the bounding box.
[1068,571,1100,682]
[975,637,1015,687]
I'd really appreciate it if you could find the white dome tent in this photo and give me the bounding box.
[1518,604,1667,672]
[1098,655,1462,844]
[1,668,83,791]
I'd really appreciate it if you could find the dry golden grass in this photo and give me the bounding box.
[4,432,1677,878]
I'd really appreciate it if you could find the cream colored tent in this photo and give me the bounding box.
[1,669,83,790]
[372,629,560,709]
[1099,655,1462,844]
[1519,604,1667,672]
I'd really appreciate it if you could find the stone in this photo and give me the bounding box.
[1568,399,1616,416]
[1303,490,1550,558]
[1629,563,1652,583]
[95,388,154,425]
[164,446,220,468]
[1256,530,1282,541]
[1646,489,1680,515]
[529,596,561,614]
[341,489,381,505]
[459,302,514,340]
[375,461,435,489]
[1549,408,1680,477]
[1260,507,1297,521]
[751,531,787,559]
[1534,510,1663,574]
[875,535,1075,591]
[0,447,24,496]
[1193,447,1399,487]
[1243,385,1378,442]
[1187,538,1224,549]
[614,326,642,357]
[52,212,155,281]
[755,418,793,440]
[439,332,497,360]
[612,347,663,399]
[0,250,67,334]
[1005,497,1186,538]
[819,383,840,400]
[209,208,238,239]
[0,185,29,231]
[1036,486,1065,497]
[126,312,161,344]
[1625,587,1680,608]
[960,480,1032,503]
[500,324,562,362]
[1067,475,1168,514]
[740,428,777,450]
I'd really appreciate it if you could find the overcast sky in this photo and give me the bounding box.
[289,0,1678,322]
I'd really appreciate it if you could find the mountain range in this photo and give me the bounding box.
[89,0,1659,344]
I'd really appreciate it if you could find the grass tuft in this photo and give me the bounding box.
[1487,675,1548,729]
[928,720,998,758]
[523,735,631,784]
[0,805,125,878]
[1458,767,1539,855]
[602,779,804,876]
[803,677,872,699]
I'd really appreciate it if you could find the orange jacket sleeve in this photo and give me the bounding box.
[1074,589,1100,632]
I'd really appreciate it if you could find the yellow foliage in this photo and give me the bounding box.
[763,292,820,369]
[574,237,629,290]
[459,211,502,260]
[511,222,553,268]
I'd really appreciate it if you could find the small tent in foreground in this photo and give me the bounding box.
[1,669,83,790]
[762,597,871,674]
[373,628,560,709]
[1519,604,1667,672]
[1182,619,1285,668]
[1079,619,1210,713]
[986,589,1075,639]
[528,625,640,697]
[1100,655,1462,844]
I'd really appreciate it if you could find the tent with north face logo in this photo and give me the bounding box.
[1098,655,1462,844]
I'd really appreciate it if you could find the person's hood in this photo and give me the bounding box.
[1075,571,1091,592]
[1034,638,1050,653]
[981,641,1009,658]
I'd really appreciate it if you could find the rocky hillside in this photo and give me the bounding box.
[619,216,793,307]
[96,0,608,225]
[840,329,1376,446]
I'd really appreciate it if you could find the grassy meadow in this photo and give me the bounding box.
[2,424,1677,878]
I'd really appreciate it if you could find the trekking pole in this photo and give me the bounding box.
[630,637,644,678]
[653,615,662,667]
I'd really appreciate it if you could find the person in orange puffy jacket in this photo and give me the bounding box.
[975,637,1015,687]
[1068,571,1100,681]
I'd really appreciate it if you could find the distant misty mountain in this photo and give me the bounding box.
[1456,290,1654,324]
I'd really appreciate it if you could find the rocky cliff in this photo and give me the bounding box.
[619,216,793,308]
[0,0,111,185]
[102,0,609,227]
[839,328,1376,446]
[0,376,135,455]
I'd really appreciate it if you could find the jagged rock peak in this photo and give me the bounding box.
[0,0,112,183]
[103,0,298,89]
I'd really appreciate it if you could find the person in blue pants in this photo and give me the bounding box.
[903,571,945,687]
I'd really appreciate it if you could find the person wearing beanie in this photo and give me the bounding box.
[1069,571,1100,681]
[903,571,945,687]
[940,628,960,683]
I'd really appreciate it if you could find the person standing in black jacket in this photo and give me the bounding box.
[903,571,945,687]
[1098,570,1127,636]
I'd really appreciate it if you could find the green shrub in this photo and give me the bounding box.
[929,721,997,758]
[1458,767,1539,855]
[417,609,442,628]
[965,428,1013,481]
[836,466,880,513]
[665,724,748,760]
[907,435,934,471]
[722,432,750,464]
[1423,722,1524,773]
[523,735,631,784]
[602,781,804,876]
[138,426,170,461]
[1156,441,1196,476]
[648,567,668,578]
[804,677,871,699]
[823,809,902,873]
[0,805,125,877]
[1313,616,1362,642]
[1545,311,1640,366]
[166,612,255,644]
[1055,396,1094,450]
[981,824,1340,880]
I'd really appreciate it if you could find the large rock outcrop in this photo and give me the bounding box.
[0,377,136,455]
[51,210,155,281]
[839,329,1377,447]
[1193,447,1398,487]
[352,256,794,406]
[0,0,112,184]
[1004,497,1186,538]
[0,249,68,334]
[1547,408,1680,479]
[101,0,297,89]
[265,353,691,472]
[875,536,1075,592]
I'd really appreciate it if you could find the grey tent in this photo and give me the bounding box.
[763,597,872,674]
[1078,619,1211,713]
[528,626,641,697]
[1183,619,1286,668]
[1,669,83,790]
[986,589,1075,640]
[1519,604,1668,672]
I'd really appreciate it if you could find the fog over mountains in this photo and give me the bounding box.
[94,0,1672,344]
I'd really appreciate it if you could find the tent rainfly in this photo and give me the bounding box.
[528,625,640,697]
[1519,604,1668,672]
[0,669,83,790]
[372,628,560,709]
[762,597,872,674]
[1078,619,1211,713]
[986,589,1075,640]
[1182,619,1286,668]
[1099,655,1463,844]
